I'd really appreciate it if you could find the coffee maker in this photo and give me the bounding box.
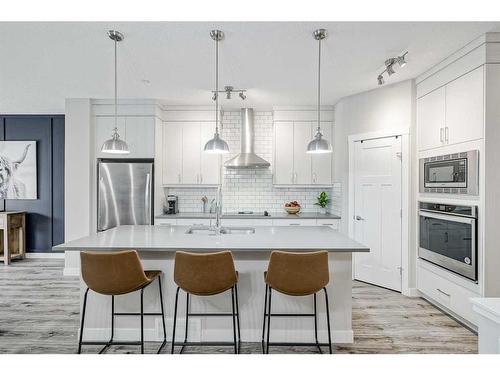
[164,195,179,215]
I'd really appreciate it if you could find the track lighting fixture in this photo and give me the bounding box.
[212,85,247,101]
[376,51,408,85]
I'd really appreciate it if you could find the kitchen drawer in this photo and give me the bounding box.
[417,263,479,325]
[176,218,212,226]
[154,218,177,226]
[316,219,339,230]
[272,219,317,226]
[222,219,273,227]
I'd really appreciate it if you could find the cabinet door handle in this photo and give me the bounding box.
[291,172,294,183]
[294,172,298,183]
[200,174,203,184]
[439,127,444,143]
[289,223,301,226]
[445,127,449,143]
[436,288,450,297]
[178,173,181,183]
[312,172,317,184]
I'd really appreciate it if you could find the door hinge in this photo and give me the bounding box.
[397,266,403,276]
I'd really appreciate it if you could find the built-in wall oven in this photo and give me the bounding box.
[418,202,477,281]
[419,150,479,195]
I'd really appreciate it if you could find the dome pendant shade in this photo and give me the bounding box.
[204,132,229,154]
[101,132,130,154]
[306,132,332,154]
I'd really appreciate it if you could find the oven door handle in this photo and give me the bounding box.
[419,210,475,224]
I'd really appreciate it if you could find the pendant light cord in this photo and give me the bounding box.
[317,36,321,134]
[215,35,219,135]
[114,36,118,134]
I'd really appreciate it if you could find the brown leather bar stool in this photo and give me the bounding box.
[171,250,241,354]
[262,250,332,354]
[78,250,167,354]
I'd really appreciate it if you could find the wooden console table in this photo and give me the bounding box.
[0,211,26,265]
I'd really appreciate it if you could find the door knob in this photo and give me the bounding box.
[355,215,364,221]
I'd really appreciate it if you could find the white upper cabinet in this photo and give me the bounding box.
[274,122,295,184]
[199,122,220,185]
[274,120,333,186]
[293,122,312,184]
[161,121,220,186]
[445,66,484,145]
[162,122,182,185]
[182,122,201,184]
[417,66,484,151]
[417,87,446,151]
[95,116,155,159]
[311,122,333,185]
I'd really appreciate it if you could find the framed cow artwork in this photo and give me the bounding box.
[0,141,37,199]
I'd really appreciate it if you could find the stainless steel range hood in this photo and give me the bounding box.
[224,108,270,169]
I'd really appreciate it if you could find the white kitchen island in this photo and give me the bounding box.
[55,225,369,346]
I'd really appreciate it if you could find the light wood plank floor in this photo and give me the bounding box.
[0,259,477,354]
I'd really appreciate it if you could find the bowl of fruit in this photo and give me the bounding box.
[284,201,301,215]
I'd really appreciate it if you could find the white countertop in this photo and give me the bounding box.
[54,225,368,252]
[471,298,500,324]
[155,212,341,220]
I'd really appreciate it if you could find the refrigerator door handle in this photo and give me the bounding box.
[145,172,151,224]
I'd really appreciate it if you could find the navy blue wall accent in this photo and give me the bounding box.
[0,115,65,252]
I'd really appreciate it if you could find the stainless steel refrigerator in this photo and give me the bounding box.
[97,160,154,231]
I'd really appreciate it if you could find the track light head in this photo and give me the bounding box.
[386,64,395,76]
[397,52,407,68]
[377,75,385,85]
[239,92,246,100]
[212,92,217,101]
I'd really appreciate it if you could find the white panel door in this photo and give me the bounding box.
[182,122,201,184]
[124,117,155,158]
[95,116,127,158]
[293,122,312,184]
[311,121,333,185]
[446,66,484,145]
[417,87,445,151]
[274,122,294,184]
[162,122,183,184]
[200,122,220,185]
[353,136,402,292]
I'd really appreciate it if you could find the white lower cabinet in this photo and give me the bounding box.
[417,262,479,325]
[222,219,273,227]
[272,219,318,226]
[316,219,339,231]
[154,218,177,226]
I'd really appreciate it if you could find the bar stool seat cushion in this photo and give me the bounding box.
[174,251,238,296]
[80,250,161,296]
[264,251,329,296]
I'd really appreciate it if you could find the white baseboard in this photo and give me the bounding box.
[63,267,80,277]
[26,253,65,259]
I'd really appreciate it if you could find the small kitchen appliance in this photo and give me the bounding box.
[165,195,179,215]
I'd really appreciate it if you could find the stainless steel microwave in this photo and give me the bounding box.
[419,150,479,195]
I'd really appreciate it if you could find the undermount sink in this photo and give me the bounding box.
[220,226,256,235]
[185,226,255,235]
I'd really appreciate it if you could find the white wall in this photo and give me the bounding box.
[333,79,417,288]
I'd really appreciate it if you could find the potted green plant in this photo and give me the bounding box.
[314,191,330,215]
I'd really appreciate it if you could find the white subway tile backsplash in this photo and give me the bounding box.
[164,111,341,216]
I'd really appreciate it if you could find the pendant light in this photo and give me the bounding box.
[101,30,130,154]
[307,29,332,154]
[204,30,229,154]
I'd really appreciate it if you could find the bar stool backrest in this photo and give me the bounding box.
[266,250,329,296]
[80,250,150,295]
[174,251,238,296]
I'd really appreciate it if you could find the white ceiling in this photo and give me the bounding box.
[1,21,499,113]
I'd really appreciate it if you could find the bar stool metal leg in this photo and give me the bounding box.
[157,275,167,353]
[77,288,89,354]
[261,284,268,354]
[140,288,144,354]
[98,295,115,354]
[266,287,272,354]
[231,287,238,354]
[171,287,180,354]
[180,292,190,354]
[313,293,323,354]
[234,284,242,353]
[323,287,333,354]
